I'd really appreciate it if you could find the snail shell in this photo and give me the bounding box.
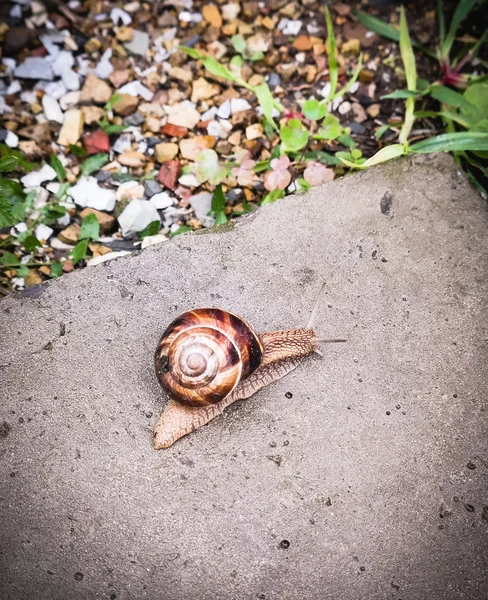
[154,308,264,407]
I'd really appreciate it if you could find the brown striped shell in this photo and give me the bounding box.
[154,308,264,407]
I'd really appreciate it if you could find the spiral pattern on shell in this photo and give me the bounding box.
[155,308,264,407]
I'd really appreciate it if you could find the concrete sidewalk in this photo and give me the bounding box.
[1,154,487,600]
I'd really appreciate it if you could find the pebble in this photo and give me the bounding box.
[62,69,81,91]
[149,191,173,209]
[52,51,74,77]
[155,142,179,162]
[112,133,132,154]
[57,109,84,146]
[69,177,117,212]
[118,81,154,102]
[124,112,145,126]
[5,131,19,148]
[246,123,264,140]
[35,224,54,242]
[81,104,105,124]
[222,3,241,20]
[191,77,220,103]
[124,30,150,56]
[118,151,146,167]
[178,174,200,188]
[83,130,110,154]
[118,200,160,237]
[280,20,302,36]
[141,234,168,249]
[80,74,112,105]
[144,180,163,196]
[41,80,67,100]
[58,223,81,245]
[166,103,201,129]
[338,101,352,115]
[116,181,145,202]
[217,100,232,119]
[42,94,64,124]
[60,91,81,111]
[230,98,252,114]
[189,192,213,224]
[111,8,132,26]
[86,251,130,266]
[14,57,53,80]
[21,164,57,188]
[79,208,115,233]
[179,136,214,160]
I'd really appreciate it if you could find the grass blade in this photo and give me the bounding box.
[398,6,417,147]
[442,0,477,58]
[340,144,405,169]
[437,0,445,46]
[409,131,488,153]
[337,54,363,98]
[325,6,338,101]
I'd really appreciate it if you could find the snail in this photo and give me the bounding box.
[153,284,346,449]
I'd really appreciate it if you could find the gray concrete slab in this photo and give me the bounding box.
[0,154,487,600]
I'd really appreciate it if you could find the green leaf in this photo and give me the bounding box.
[313,114,342,140]
[254,82,278,127]
[340,144,405,169]
[325,6,338,100]
[409,132,488,153]
[302,99,327,121]
[0,156,18,173]
[353,9,401,43]
[79,213,100,241]
[338,133,355,149]
[105,93,123,112]
[0,177,25,203]
[0,145,36,172]
[211,184,227,218]
[41,203,67,224]
[50,153,66,182]
[431,85,477,112]
[437,0,445,45]
[230,55,244,68]
[261,189,285,205]
[463,82,488,118]
[138,220,160,239]
[231,35,247,54]
[441,0,477,59]
[16,265,29,277]
[180,46,238,84]
[280,119,308,152]
[80,153,109,177]
[0,251,18,266]
[303,151,341,165]
[23,234,42,252]
[214,211,227,225]
[375,124,393,140]
[70,239,88,265]
[99,121,128,135]
[170,225,192,237]
[382,89,421,99]
[49,261,63,278]
[69,144,88,157]
[0,196,14,227]
[398,6,417,147]
[55,182,71,201]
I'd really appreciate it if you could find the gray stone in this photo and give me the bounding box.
[14,56,53,80]
[124,30,150,56]
[143,179,163,197]
[1,155,487,600]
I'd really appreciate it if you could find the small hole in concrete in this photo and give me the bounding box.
[279,539,290,549]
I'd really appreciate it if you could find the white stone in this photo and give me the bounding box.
[207,119,233,139]
[201,107,218,121]
[62,69,80,91]
[56,212,71,227]
[0,98,12,115]
[338,101,352,115]
[41,80,67,100]
[35,224,54,242]
[116,180,145,202]
[217,100,231,119]
[178,174,200,188]
[87,251,130,266]
[20,91,37,104]
[10,223,28,237]
[222,3,240,20]
[52,51,74,76]
[166,102,200,128]
[69,176,116,212]
[33,187,49,208]
[7,80,21,95]
[230,98,251,114]
[141,234,168,249]
[46,182,60,194]
[5,131,19,148]
[149,191,173,210]
[189,192,212,222]
[60,91,80,110]
[124,30,150,57]
[280,19,302,35]
[42,94,64,124]
[95,49,114,80]
[111,7,132,26]
[118,80,154,101]
[118,200,160,237]
[21,164,57,188]
[15,57,53,80]
[51,237,77,250]
[112,133,132,154]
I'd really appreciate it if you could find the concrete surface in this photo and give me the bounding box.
[1,154,487,600]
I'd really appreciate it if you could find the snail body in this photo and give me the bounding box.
[153,286,345,449]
